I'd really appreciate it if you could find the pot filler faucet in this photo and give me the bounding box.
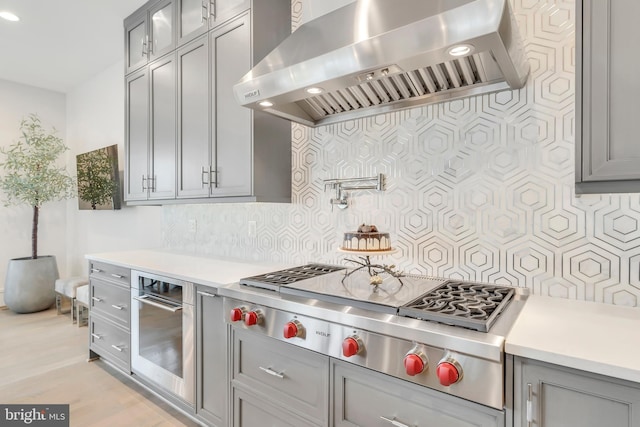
[323,173,386,210]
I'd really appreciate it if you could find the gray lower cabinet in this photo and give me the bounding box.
[576,0,640,193]
[513,356,640,427]
[195,287,227,427]
[88,261,131,374]
[230,326,329,426]
[125,52,177,202]
[332,359,504,427]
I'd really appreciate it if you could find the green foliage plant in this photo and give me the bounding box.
[0,114,76,259]
[76,147,118,209]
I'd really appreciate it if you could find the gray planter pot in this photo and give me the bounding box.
[4,256,59,314]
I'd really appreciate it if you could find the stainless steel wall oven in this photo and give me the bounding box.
[130,270,195,406]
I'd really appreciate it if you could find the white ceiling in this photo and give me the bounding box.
[0,0,148,93]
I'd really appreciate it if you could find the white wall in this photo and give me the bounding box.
[64,61,162,277]
[0,79,67,305]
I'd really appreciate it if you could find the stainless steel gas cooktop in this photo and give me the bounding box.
[240,264,517,332]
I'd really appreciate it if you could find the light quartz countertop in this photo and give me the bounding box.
[85,250,640,383]
[85,249,291,289]
[506,295,640,383]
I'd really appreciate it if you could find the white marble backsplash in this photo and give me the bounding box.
[163,0,640,307]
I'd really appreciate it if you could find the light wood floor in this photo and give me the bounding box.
[0,306,200,427]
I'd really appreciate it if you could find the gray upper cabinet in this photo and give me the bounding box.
[125,0,176,75]
[125,53,177,202]
[177,35,210,198]
[512,356,640,427]
[127,0,291,205]
[178,0,250,46]
[209,13,252,198]
[576,0,640,193]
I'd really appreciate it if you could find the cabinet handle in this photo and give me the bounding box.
[259,366,284,379]
[210,167,218,188]
[527,383,533,427]
[91,268,102,273]
[91,333,102,340]
[380,416,410,427]
[146,34,153,55]
[110,273,124,279]
[197,291,216,298]
[201,0,209,22]
[111,304,124,310]
[149,175,156,192]
[210,0,216,19]
[91,296,103,302]
[201,166,209,187]
[142,175,147,191]
[111,344,124,352]
[141,38,147,56]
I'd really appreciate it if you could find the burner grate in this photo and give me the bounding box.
[240,264,345,290]
[399,281,515,332]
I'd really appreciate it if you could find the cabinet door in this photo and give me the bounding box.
[125,68,150,201]
[333,359,503,427]
[578,0,640,190]
[149,55,177,200]
[125,11,148,75]
[210,0,250,28]
[210,13,252,198]
[513,357,640,427]
[149,0,176,62]
[196,288,226,427]
[177,35,211,198]
[178,0,209,45]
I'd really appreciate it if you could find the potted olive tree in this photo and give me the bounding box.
[0,114,75,313]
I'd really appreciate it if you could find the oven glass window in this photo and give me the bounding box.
[137,278,183,378]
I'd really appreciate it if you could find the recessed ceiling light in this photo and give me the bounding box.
[259,101,273,108]
[0,11,20,22]
[306,87,323,95]
[448,44,473,57]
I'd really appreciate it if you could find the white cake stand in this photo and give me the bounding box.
[336,247,403,288]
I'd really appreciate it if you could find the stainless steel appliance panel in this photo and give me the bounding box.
[131,270,195,406]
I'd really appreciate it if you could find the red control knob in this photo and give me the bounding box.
[404,353,426,376]
[437,361,461,386]
[244,311,261,326]
[342,337,361,357]
[230,308,244,322]
[283,321,300,339]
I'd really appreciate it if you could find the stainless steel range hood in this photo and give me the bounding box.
[234,0,529,127]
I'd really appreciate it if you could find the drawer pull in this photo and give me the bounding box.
[259,366,284,379]
[110,273,125,279]
[380,416,410,427]
[91,296,103,302]
[111,345,124,352]
[111,304,124,310]
[91,333,102,340]
[133,295,182,312]
[91,268,102,273]
[197,291,216,298]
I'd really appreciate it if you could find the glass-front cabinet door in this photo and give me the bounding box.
[125,0,176,75]
[178,0,250,46]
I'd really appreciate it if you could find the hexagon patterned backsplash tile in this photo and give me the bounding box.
[162,0,640,307]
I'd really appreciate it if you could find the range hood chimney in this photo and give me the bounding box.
[234,0,529,127]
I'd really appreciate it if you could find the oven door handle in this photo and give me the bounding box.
[133,295,183,312]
